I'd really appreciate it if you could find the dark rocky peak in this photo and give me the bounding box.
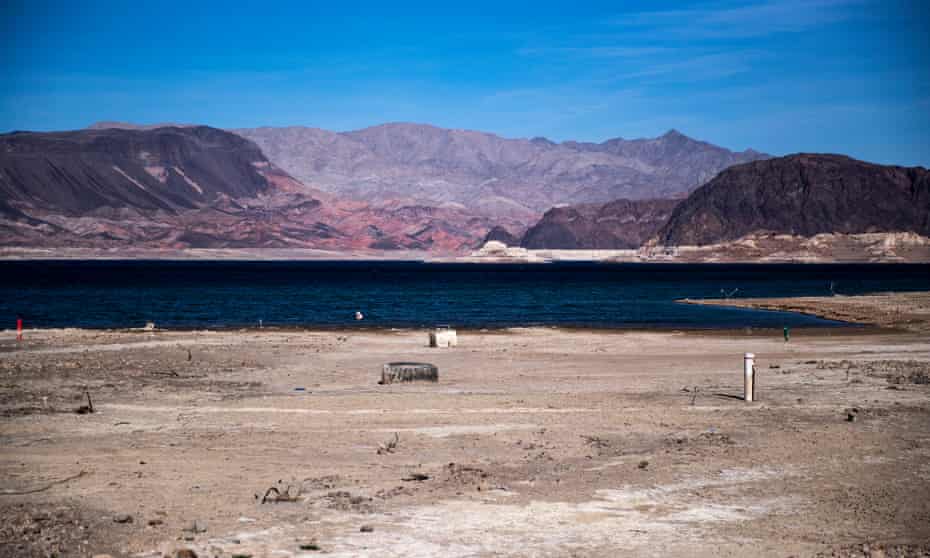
[482,225,521,246]
[0,126,285,215]
[519,198,680,249]
[656,153,930,246]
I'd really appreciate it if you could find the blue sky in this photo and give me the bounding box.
[2,0,928,165]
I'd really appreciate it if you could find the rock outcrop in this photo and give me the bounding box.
[655,154,930,246]
[520,198,680,249]
[482,225,521,246]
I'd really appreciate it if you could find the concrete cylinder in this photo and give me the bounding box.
[744,352,755,402]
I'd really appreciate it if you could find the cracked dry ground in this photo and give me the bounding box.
[1,326,929,557]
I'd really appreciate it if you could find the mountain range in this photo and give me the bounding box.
[90,121,767,221]
[484,155,930,253]
[3,122,928,259]
[0,126,507,251]
[234,123,766,220]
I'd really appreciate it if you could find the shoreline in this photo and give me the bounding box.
[4,241,930,263]
[3,255,930,265]
[0,322,887,339]
[682,291,930,333]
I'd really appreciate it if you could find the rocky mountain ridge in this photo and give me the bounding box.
[0,126,515,251]
[232,123,768,221]
[514,198,680,249]
[4,123,928,261]
[655,154,930,246]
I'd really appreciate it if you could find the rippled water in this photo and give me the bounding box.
[0,261,927,329]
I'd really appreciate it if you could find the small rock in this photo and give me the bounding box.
[401,473,430,482]
[183,520,207,533]
[299,542,321,551]
[147,518,163,526]
[113,513,133,524]
[22,524,41,535]
[637,460,649,470]
[360,524,374,533]
[174,550,198,558]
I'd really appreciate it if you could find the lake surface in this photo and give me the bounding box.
[1,261,928,330]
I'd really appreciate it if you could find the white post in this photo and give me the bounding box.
[744,352,755,402]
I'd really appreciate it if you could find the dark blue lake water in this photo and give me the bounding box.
[0,261,927,330]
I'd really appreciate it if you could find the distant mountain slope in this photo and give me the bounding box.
[514,198,680,249]
[0,126,519,251]
[655,154,930,246]
[483,225,522,246]
[88,121,196,131]
[233,123,768,220]
[0,126,288,215]
[562,130,767,195]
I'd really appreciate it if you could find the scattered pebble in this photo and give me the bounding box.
[183,520,207,533]
[402,473,430,482]
[112,513,133,524]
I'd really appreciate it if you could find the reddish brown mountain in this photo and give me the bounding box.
[0,126,513,251]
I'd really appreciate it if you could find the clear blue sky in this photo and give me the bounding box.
[2,0,928,166]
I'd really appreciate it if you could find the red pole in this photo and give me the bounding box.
[16,317,23,342]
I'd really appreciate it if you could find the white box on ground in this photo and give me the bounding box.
[429,327,458,348]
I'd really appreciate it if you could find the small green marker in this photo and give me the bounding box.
[783,326,790,343]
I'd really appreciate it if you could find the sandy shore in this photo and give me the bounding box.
[683,291,930,333]
[1,313,929,556]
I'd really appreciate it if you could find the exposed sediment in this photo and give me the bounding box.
[681,291,930,332]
